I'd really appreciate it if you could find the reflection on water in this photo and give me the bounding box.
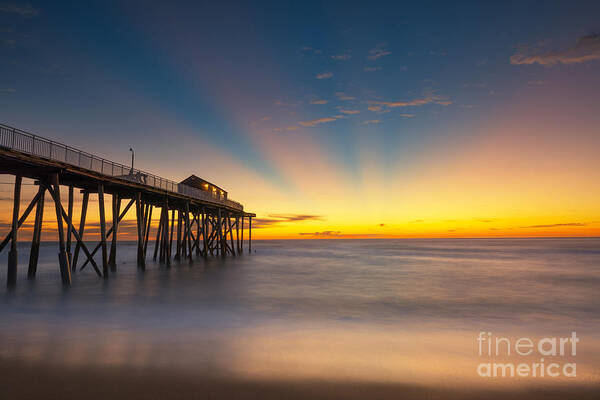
[1,239,600,386]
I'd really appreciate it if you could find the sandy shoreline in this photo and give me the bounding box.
[1,360,598,400]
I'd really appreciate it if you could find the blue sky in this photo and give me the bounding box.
[1,1,600,237]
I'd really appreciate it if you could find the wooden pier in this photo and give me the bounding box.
[0,123,255,287]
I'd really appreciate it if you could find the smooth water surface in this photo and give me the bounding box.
[1,239,599,386]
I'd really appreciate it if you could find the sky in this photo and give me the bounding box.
[1,0,600,239]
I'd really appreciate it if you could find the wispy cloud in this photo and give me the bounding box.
[339,109,360,115]
[309,98,328,105]
[316,71,333,79]
[1,88,16,93]
[335,92,355,101]
[511,33,600,66]
[369,91,452,109]
[298,116,340,127]
[521,222,587,228]
[364,66,382,72]
[299,231,341,237]
[367,105,388,113]
[399,113,414,118]
[331,53,351,61]
[0,3,39,15]
[361,119,380,125]
[253,214,324,229]
[368,43,391,60]
[298,231,387,238]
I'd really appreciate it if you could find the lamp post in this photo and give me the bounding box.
[129,147,134,174]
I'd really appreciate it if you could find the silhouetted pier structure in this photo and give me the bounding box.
[0,123,255,287]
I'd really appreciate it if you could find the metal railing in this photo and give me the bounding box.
[0,123,243,211]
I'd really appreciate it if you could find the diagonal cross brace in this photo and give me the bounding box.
[79,198,135,271]
[46,185,102,277]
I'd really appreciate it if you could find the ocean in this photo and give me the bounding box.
[1,238,599,399]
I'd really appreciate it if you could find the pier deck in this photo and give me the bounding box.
[0,123,254,287]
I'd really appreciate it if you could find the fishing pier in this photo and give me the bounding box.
[0,123,255,287]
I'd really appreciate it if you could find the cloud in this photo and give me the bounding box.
[252,214,324,229]
[400,113,414,118]
[361,119,380,125]
[0,3,39,15]
[378,223,385,227]
[335,92,355,101]
[409,219,424,223]
[339,109,360,115]
[286,126,299,131]
[521,222,587,228]
[1,88,15,93]
[511,33,600,66]
[298,116,340,127]
[316,71,333,79]
[369,91,452,108]
[364,66,382,72]
[299,231,341,237]
[309,98,328,105]
[331,53,351,61]
[368,43,391,60]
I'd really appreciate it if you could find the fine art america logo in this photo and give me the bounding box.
[476,332,578,378]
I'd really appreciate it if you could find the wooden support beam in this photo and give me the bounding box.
[236,215,240,254]
[50,173,71,285]
[153,205,164,261]
[248,216,252,253]
[0,188,43,253]
[7,174,22,288]
[46,185,102,278]
[143,204,153,259]
[162,197,170,265]
[194,212,200,256]
[108,193,120,271]
[206,213,215,256]
[241,216,244,254]
[28,184,45,279]
[185,202,192,261]
[66,185,73,265]
[217,209,224,257]
[98,184,108,279]
[71,191,89,271]
[201,208,208,257]
[135,192,145,269]
[175,210,182,261]
[79,198,134,271]
[158,206,165,262]
[227,213,236,256]
[169,209,175,261]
